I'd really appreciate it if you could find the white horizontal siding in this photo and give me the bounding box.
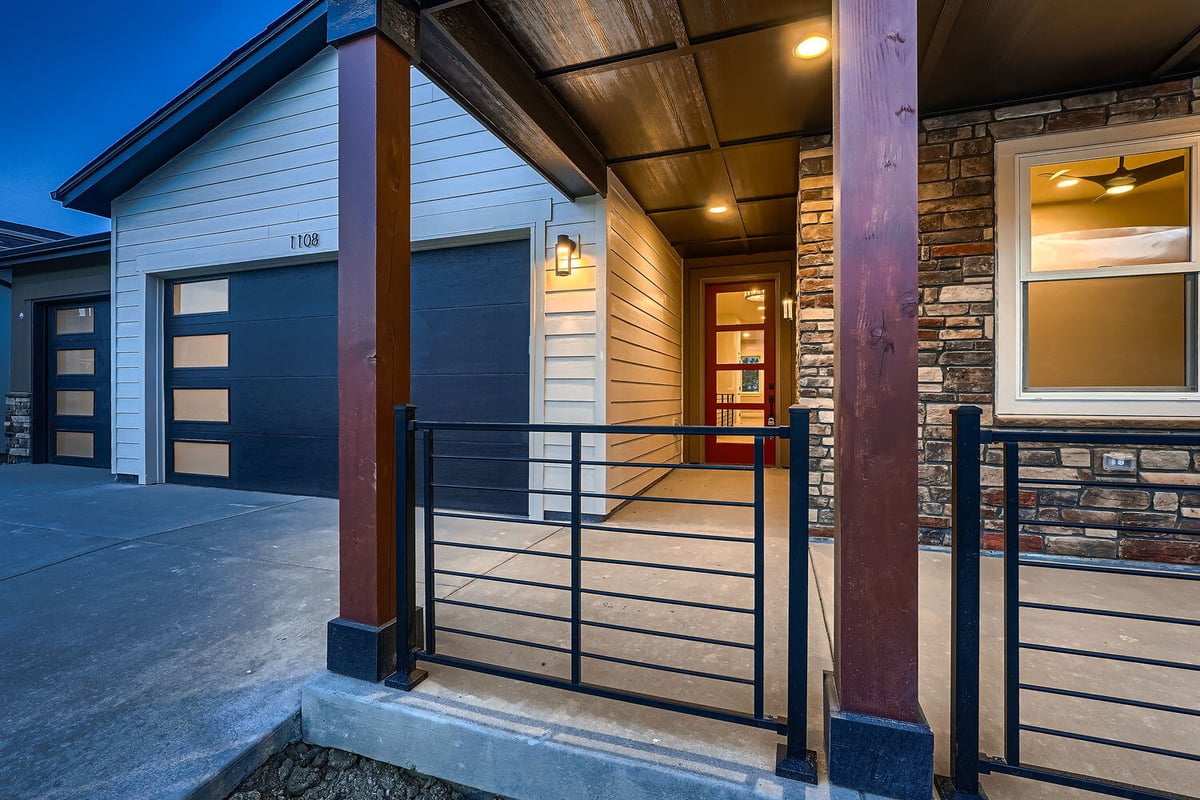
[111,48,608,506]
[605,176,683,509]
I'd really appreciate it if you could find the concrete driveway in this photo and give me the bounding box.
[0,465,337,800]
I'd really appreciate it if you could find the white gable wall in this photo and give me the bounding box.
[111,47,620,516]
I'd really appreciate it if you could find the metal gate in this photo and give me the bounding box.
[939,406,1200,800]
[385,405,817,782]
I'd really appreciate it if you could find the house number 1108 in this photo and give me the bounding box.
[290,232,320,249]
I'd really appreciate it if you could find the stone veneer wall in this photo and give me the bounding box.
[5,393,32,463]
[797,77,1200,565]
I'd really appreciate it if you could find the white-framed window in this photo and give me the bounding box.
[995,117,1200,418]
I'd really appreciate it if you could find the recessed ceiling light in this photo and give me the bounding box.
[709,205,728,214]
[756,305,766,311]
[1055,177,1080,188]
[794,35,830,59]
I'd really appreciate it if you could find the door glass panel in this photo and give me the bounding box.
[173,389,230,422]
[56,349,95,375]
[173,334,229,368]
[56,390,94,417]
[716,409,765,443]
[174,441,230,477]
[715,288,767,324]
[1025,273,1193,390]
[55,307,95,335]
[56,431,94,459]
[715,330,765,363]
[1030,147,1191,272]
[172,278,229,315]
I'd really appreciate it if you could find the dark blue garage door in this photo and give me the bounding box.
[163,240,529,509]
[164,264,338,496]
[46,297,111,468]
[412,239,531,515]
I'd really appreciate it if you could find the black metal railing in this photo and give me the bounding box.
[939,406,1200,800]
[384,405,816,783]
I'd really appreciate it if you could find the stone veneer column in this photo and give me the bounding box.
[4,393,32,463]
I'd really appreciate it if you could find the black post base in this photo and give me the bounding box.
[383,667,428,691]
[823,671,934,800]
[775,744,818,783]
[327,617,397,683]
[934,774,988,800]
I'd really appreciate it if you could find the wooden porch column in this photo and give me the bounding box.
[825,0,933,796]
[325,0,416,683]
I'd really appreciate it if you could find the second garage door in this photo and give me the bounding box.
[163,240,530,511]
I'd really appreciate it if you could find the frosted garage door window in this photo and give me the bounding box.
[56,431,94,459]
[173,334,228,368]
[172,278,229,315]
[56,349,95,375]
[55,307,95,335]
[173,389,229,422]
[56,390,95,417]
[173,441,230,477]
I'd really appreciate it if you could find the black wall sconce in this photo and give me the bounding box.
[555,235,577,277]
[782,292,796,321]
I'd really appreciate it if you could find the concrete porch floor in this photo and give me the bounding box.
[306,467,1200,800]
[1,463,1194,799]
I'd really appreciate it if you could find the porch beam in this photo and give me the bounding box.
[419,0,607,198]
[326,6,413,683]
[536,11,828,82]
[825,0,933,797]
[918,0,963,85]
[1153,24,1200,78]
[607,129,808,166]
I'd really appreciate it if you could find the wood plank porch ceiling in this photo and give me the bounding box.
[418,0,1200,260]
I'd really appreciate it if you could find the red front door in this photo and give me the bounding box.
[704,281,776,465]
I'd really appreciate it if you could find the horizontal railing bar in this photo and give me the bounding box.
[1019,683,1200,717]
[580,522,754,543]
[434,597,573,624]
[581,586,754,614]
[580,459,754,472]
[415,652,783,732]
[1017,517,1198,538]
[1016,476,1200,495]
[986,428,1200,446]
[432,540,571,560]
[1019,601,1200,627]
[579,491,754,507]
[980,758,1196,800]
[580,618,754,649]
[432,569,570,592]
[1020,642,1200,671]
[1017,558,1200,582]
[412,420,788,438]
[579,650,755,685]
[433,454,572,465]
[580,554,755,579]
[1018,725,1200,762]
[432,511,566,529]
[433,625,573,655]
[431,483,572,496]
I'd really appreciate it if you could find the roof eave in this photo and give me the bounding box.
[0,232,111,268]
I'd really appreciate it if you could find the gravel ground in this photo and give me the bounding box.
[228,741,507,800]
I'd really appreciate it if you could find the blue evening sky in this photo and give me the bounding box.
[0,0,298,236]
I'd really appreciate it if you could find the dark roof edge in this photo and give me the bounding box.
[0,220,70,241]
[52,0,327,217]
[0,232,111,267]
